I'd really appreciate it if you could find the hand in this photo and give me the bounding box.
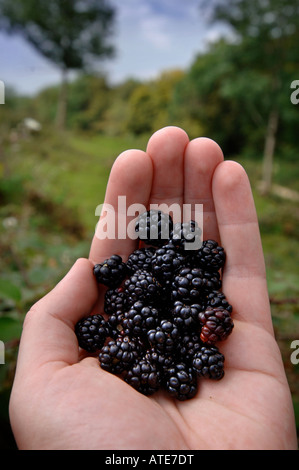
[9,127,297,450]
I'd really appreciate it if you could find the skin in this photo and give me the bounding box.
[9,127,297,450]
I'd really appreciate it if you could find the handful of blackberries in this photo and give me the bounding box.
[75,210,234,401]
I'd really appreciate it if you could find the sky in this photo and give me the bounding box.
[0,0,227,96]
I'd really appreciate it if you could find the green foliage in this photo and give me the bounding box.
[0,0,115,70]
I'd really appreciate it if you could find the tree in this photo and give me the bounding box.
[0,0,115,130]
[200,0,299,193]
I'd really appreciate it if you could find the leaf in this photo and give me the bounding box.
[0,316,22,342]
[0,279,21,303]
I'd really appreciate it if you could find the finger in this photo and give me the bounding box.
[146,126,189,220]
[89,149,153,263]
[16,258,98,372]
[212,161,273,334]
[183,137,224,240]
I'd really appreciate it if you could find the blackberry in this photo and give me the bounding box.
[135,210,173,247]
[145,347,174,371]
[126,247,156,274]
[124,269,162,306]
[93,255,127,288]
[177,331,202,364]
[171,267,221,304]
[170,220,202,252]
[99,335,143,374]
[205,290,233,313]
[147,319,179,354]
[123,301,160,337]
[104,287,127,315]
[164,362,198,401]
[192,345,225,380]
[104,287,127,337]
[194,239,226,271]
[75,314,110,352]
[198,307,234,345]
[150,244,186,283]
[124,356,161,396]
[171,301,203,329]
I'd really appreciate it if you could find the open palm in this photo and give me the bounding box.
[9,127,297,450]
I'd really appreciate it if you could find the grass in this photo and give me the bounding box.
[0,129,298,448]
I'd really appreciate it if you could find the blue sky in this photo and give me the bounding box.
[0,0,227,96]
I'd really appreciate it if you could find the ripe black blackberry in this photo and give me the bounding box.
[198,306,234,345]
[194,239,226,271]
[145,347,174,371]
[150,243,186,283]
[75,314,110,352]
[164,362,198,401]
[135,210,173,247]
[99,335,143,374]
[124,356,161,396]
[205,290,233,313]
[192,344,225,380]
[171,301,203,329]
[147,319,179,354]
[124,269,162,306]
[177,331,202,365]
[104,286,127,315]
[93,254,127,288]
[126,247,156,274]
[171,267,221,305]
[123,300,160,337]
[170,220,202,252]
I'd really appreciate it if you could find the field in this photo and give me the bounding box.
[0,130,298,448]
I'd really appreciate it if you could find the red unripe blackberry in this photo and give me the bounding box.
[198,307,234,345]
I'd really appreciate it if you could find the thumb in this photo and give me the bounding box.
[15,258,99,373]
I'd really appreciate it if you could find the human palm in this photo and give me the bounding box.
[9,127,297,449]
